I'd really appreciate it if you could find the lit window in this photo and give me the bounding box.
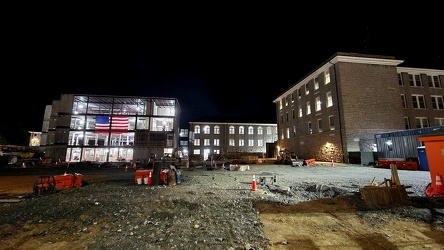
[229,126,235,134]
[239,126,244,134]
[248,126,254,134]
[315,96,321,111]
[325,71,330,84]
[329,116,335,130]
[258,139,263,147]
[326,92,333,107]
[257,127,263,135]
[203,126,210,134]
[314,77,319,90]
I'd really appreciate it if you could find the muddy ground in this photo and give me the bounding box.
[1,162,443,249]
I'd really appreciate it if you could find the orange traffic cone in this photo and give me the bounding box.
[133,163,137,170]
[221,164,225,170]
[125,166,128,172]
[331,160,334,167]
[436,172,443,194]
[21,163,25,168]
[251,173,257,191]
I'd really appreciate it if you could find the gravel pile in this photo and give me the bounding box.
[0,163,443,249]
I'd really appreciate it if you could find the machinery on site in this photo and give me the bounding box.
[278,150,303,166]
[161,147,189,168]
[204,153,231,170]
[33,172,84,195]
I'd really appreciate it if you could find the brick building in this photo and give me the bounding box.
[274,52,444,164]
[189,122,278,161]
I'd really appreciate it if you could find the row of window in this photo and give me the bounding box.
[398,73,442,88]
[70,115,175,132]
[72,95,177,116]
[280,92,334,123]
[405,117,444,129]
[281,115,444,139]
[401,94,444,109]
[281,116,336,139]
[280,70,332,110]
[194,138,266,147]
[194,125,275,135]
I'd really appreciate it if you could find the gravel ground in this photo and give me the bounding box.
[0,162,443,249]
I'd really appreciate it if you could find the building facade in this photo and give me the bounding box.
[41,94,181,164]
[274,52,444,164]
[189,122,278,161]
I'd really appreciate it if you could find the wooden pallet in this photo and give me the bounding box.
[360,164,412,206]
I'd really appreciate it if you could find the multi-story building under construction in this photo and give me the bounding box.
[40,94,181,164]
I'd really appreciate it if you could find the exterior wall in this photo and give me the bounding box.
[41,94,181,164]
[397,69,444,128]
[276,58,349,162]
[336,61,405,160]
[273,52,444,164]
[189,122,277,160]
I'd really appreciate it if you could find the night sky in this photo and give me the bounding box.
[2,10,443,145]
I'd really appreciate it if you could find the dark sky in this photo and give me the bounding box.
[2,11,443,145]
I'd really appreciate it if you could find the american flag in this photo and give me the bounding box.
[95,115,128,134]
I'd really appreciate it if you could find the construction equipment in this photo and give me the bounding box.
[204,153,231,170]
[278,150,303,166]
[33,172,84,195]
[161,147,189,168]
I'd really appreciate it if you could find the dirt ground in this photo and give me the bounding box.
[1,164,444,249]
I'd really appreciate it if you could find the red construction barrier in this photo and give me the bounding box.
[135,170,152,184]
[304,159,315,166]
[54,173,83,189]
[378,160,418,170]
[378,160,396,169]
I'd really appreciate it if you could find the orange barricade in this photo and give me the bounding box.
[378,160,396,169]
[135,170,152,184]
[54,173,83,189]
[379,160,418,170]
[304,159,315,166]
